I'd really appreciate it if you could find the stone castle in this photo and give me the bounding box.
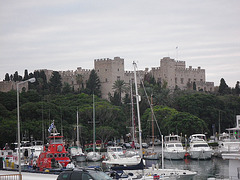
[0,57,214,99]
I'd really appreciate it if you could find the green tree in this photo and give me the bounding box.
[62,82,72,94]
[48,71,62,94]
[13,71,22,82]
[4,73,10,81]
[218,78,231,95]
[86,70,101,96]
[234,81,240,95]
[23,69,29,80]
[165,112,208,137]
[76,74,84,92]
[193,82,196,91]
[96,126,118,148]
[112,80,128,104]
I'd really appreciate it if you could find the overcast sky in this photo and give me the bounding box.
[0,0,239,87]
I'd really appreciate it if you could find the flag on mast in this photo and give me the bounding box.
[48,122,54,133]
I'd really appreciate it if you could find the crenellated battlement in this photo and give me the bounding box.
[0,56,214,96]
[76,67,91,72]
[94,56,124,62]
[94,58,111,61]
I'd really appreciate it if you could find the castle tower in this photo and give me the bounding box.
[94,57,125,99]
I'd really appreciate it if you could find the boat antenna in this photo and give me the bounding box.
[77,107,80,147]
[133,61,143,158]
[93,93,96,153]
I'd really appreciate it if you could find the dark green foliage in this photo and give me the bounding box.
[48,71,62,94]
[112,80,128,104]
[218,78,231,95]
[4,73,10,81]
[234,81,240,95]
[109,92,121,106]
[85,70,101,97]
[0,91,17,111]
[193,82,196,90]
[141,105,208,138]
[62,82,72,94]
[96,126,118,146]
[23,69,29,80]
[0,92,128,148]
[0,118,17,148]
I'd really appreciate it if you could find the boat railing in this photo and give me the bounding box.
[0,174,22,180]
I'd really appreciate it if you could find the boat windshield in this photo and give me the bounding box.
[49,137,63,144]
[175,144,182,147]
[193,144,209,147]
[89,171,113,180]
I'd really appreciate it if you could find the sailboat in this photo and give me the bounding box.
[86,94,102,162]
[69,108,86,162]
[143,95,160,160]
[109,62,197,180]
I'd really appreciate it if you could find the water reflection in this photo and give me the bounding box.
[76,157,229,180]
[143,157,229,180]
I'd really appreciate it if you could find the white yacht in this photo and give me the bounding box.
[30,140,44,159]
[218,115,240,156]
[103,146,141,166]
[188,134,212,160]
[102,151,141,166]
[69,146,86,162]
[163,135,186,160]
[86,151,102,162]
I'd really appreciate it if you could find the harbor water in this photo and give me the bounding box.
[76,156,229,180]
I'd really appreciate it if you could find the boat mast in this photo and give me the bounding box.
[77,107,79,147]
[93,93,96,153]
[130,79,136,145]
[161,135,164,169]
[151,95,154,149]
[133,61,143,158]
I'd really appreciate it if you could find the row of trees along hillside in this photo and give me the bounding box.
[0,70,240,149]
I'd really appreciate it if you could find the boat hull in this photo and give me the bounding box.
[73,154,86,162]
[164,150,186,160]
[86,152,102,162]
[124,167,197,180]
[189,150,212,160]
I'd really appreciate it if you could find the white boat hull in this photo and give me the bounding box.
[73,154,86,162]
[124,167,197,180]
[164,150,186,160]
[86,152,102,162]
[189,150,212,160]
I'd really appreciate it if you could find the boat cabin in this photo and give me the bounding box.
[164,135,181,143]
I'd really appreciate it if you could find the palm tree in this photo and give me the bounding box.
[112,80,128,104]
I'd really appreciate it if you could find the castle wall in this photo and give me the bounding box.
[0,81,28,92]
[150,57,213,92]
[175,66,205,89]
[59,67,91,91]
[0,56,215,95]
